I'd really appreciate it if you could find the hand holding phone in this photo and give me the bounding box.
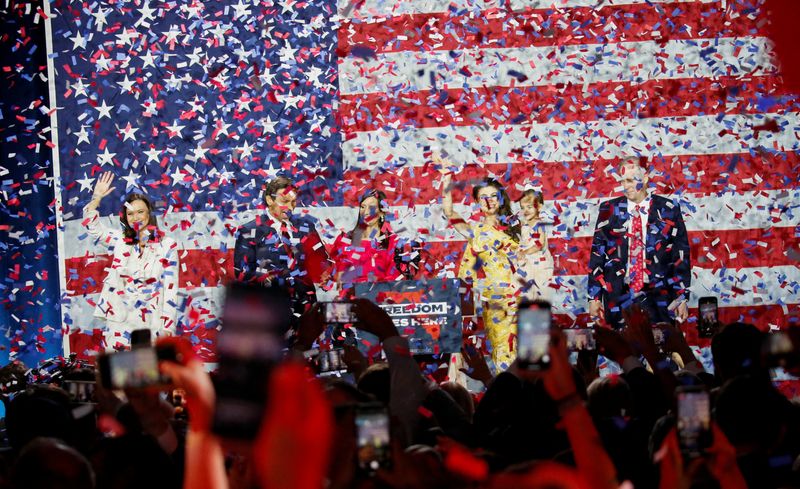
[157,338,215,433]
[97,347,172,390]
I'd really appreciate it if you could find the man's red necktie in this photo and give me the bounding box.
[630,208,645,293]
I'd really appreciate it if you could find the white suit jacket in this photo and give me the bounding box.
[82,207,179,336]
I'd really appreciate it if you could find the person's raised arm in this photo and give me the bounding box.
[623,305,678,405]
[541,332,618,489]
[85,171,115,215]
[353,298,431,444]
[438,159,472,239]
[290,301,322,346]
[254,362,333,489]
[594,326,637,371]
[660,321,704,373]
[595,325,669,425]
[158,338,227,489]
[124,389,180,456]
[656,424,747,489]
[83,171,118,245]
[460,343,494,387]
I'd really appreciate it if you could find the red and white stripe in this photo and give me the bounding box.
[341,0,724,22]
[62,187,800,325]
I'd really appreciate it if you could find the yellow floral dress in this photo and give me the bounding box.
[458,222,519,370]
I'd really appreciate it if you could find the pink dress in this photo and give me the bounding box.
[330,229,401,284]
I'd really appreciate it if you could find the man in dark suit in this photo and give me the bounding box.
[588,158,691,329]
[233,176,331,317]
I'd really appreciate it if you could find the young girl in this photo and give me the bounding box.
[516,188,554,301]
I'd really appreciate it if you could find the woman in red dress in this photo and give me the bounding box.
[330,190,401,286]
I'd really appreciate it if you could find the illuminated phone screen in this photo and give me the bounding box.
[517,306,551,365]
[356,409,391,472]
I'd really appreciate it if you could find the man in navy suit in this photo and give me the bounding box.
[588,158,691,329]
[233,176,331,317]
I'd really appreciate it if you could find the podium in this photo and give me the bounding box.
[353,278,474,356]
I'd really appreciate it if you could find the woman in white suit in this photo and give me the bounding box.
[83,172,179,350]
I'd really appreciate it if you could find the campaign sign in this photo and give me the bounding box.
[353,279,464,355]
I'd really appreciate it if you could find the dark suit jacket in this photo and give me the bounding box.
[233,213,329,305]
[588,195,691,309]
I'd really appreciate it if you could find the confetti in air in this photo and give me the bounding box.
[0,0,798,365]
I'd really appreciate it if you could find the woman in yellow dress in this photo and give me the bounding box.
[441,171,520,371]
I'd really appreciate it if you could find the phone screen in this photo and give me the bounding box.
[324,302,356,324]
[99,348,164,390]
[697,297,719,338]
[63,380,96,404]
[317,348,347,375]
[212,283,291,439]
[564,329,595,351]
[652,328,665,347]
[677,388,711,457]
[699,302,717,324]
[356,405,391,473]
[517,301,551,369]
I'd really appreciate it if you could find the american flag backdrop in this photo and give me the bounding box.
[44,0,800,361]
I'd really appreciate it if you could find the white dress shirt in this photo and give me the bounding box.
[265,210,298,271]
[265,210,294,241]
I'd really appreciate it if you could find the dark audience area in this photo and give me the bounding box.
[0,294,798,489]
